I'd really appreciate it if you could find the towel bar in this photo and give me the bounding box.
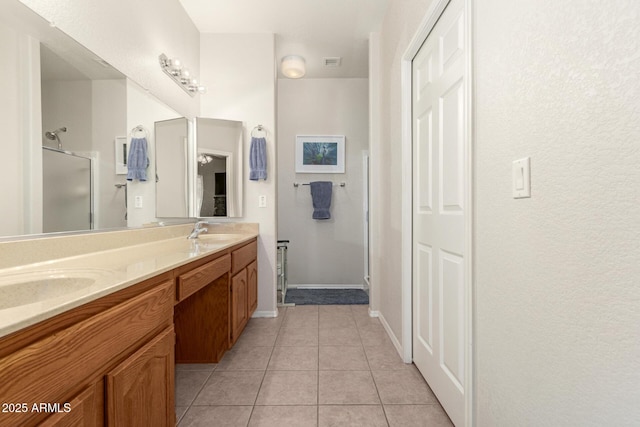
[293,182,346,187]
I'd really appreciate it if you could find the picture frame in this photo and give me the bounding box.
[114,136,128,175]
[295,135,345,173]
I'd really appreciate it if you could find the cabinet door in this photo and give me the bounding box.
[230,269,248,345]
[247,260,258,316]
[39,381,104,427]
[106,327,175,427]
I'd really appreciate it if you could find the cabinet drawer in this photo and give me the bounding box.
[39,380,103,427]
[177,254,230,302]
[231,240,257,274]
[0,281,174,427]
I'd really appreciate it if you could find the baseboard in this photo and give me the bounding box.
[368,308,380,318]
[378,311,407,362]
[251,310,278,318]
[289,284,365,290]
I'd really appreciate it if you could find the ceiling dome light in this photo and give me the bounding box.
[281,55,306,79]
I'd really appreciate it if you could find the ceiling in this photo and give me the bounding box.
[178,0,389,79]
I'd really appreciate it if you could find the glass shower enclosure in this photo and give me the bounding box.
[42,147,93,233]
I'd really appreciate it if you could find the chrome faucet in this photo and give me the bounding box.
[187,221,208,239]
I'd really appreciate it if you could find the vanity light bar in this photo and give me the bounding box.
[159,53,206,97]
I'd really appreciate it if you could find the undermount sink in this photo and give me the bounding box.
[0,269,108,310]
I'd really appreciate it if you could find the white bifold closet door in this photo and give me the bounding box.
[412,0,467,425]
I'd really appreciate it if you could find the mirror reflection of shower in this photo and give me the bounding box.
[45,127,67,149]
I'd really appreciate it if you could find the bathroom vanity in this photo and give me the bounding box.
[0,224,258,426]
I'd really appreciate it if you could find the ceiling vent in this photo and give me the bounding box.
[323,57,342,67]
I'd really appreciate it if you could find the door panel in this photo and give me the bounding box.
[412,0,467,425]
[230,269,248,344]
[106,327,175,427]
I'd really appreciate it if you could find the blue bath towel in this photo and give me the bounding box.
[310,181,332,220]
[249,136,267,180]
[126,137,149,181]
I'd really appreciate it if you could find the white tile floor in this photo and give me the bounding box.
[175,305,453,426]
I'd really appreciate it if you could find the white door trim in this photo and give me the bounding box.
[400,0,474,425]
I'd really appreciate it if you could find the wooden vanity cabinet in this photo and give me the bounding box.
[0,236,258,426]
[229,240,258,346]
[0,275,175,427]
[174,254,231,363]
[173,238,258,352]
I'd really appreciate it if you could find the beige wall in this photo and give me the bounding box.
[277,78,368,286]
[374,0,640,424]
[199,33,278,316]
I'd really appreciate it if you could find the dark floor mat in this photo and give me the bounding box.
[284,288,369,305]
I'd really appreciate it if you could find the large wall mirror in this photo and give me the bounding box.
[155,117,243,219]
[1,2,137,238]
[0,1,247,239]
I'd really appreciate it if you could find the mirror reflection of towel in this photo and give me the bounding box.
[310,181,332,220]
[126,137,148,181]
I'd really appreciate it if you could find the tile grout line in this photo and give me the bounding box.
[246,308,287,425]
[356,304,391,427]
[177,366,216,426]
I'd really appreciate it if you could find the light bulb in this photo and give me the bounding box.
[170,58,182,76]
[180,69,191,84]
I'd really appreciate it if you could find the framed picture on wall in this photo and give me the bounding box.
[295,135,345,173]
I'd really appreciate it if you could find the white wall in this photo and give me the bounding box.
[277,78,368,286]
[20,0,200,118]
[474,0,640,424]
[373,0,640,424]
[199,33,278,316]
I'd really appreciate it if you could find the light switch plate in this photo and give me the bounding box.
[512,157,531,198]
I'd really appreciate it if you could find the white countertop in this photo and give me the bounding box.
[0,232,257,339]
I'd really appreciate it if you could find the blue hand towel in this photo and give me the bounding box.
[249,136,267,180]
[126,137,149,181]
[310,181,332,220]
